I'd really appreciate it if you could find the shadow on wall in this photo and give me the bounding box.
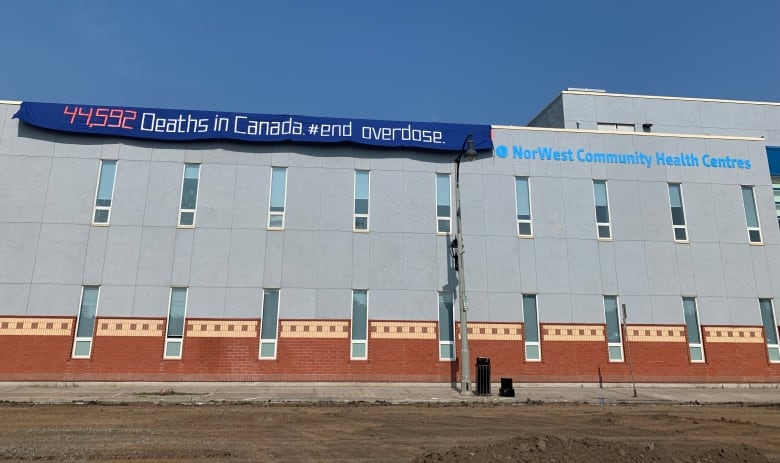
[445,235,458,391]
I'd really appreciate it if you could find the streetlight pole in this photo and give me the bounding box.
[454,134,478,396]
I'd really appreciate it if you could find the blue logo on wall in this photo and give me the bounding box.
[493,144,751,170]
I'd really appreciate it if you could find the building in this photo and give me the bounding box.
[0,90,778,384]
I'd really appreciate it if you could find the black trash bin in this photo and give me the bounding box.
[499,377,515,397]
[476,357,491,395]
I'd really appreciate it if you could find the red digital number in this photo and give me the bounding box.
[63,106,78,124]
[121,110,137,130]
[63,105,135,130]
[92,108,108,127]
[78,107,94,126]
[107,109,123,128]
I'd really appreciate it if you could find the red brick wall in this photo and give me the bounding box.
[0,335,74,380]
[1,319,779,383]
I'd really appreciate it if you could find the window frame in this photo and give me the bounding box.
[759,299,780,363]
[597,122,635,132]
[178,163,201,228]
[668,183,689,242]
[515,177,533,238]
[604,295,624,362]
[164,287,188,359]
[436,173,452,235]
[772,177,780,229]
[741,185,763,244]
[91,160,117,226]
[353,170,370,232]
[350,289,369,360]
[593,180,612,240]
[71,286,100,359]
[267,166,288,230]
[259,289,281,360]
[438,291,456,361]
[682,297,706,363]
[522,294,541,362]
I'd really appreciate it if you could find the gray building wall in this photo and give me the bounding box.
[529,91,780,146]
[1,101,779,329]
[489,126,780,327]
[0,102,472,323]
[527,95,565,129]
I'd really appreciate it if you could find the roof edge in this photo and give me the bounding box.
[562,90,780,107]
[491,124,766,141]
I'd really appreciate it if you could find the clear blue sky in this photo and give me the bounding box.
[1,1,778,125]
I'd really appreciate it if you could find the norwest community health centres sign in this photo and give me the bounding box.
[13,102,492,152]
[495,145,753,170]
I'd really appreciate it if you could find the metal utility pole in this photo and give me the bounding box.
[453,134,477,396]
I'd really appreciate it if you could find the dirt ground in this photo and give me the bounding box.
[0,401,778,462]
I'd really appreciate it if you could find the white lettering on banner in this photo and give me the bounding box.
[18,103,491,151]
[140,112,209,133]
[361,125,444,144]
[320,122,352,137]
[214,116,230,132]
[233,116,304,136]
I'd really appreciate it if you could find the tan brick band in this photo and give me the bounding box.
[96,319,165,337]
[543,324,605,341]
[371,322,437,339]
[187,320,258,338]
[0,317,72,336]
[280,321,349,338]
[626,325,686,342]
[466,323,523,341]
[704,327,764,343]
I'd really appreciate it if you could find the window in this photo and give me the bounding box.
[760,299,779,363]
[522,294,540,361]
[438,292,455,360]
[436,173,451,234]
[351,290,368,359]
[741,186,762,243]
[772,177,780,228]
[593,180,611,239]
[668,183,688,241]
[682,297,705,362]
[260,289,280,359]
[604,296,623,362]
[597,122,635,132]
[164,288,187,359]
[354,170,370,231]
[92,160,116,225]
[179,164,200,227]
[268,167,287,229]
[72,286,99,358]
[515,177,532,237]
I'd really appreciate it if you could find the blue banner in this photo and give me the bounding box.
[13,102,492,152]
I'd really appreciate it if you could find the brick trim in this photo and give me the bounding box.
[626,325,686,342]
[704,326,764,343]
[96,319,165,337]
[465,322,523,341]
[371,321,436,339]
[0,317,72,336]
[187,320,258,338]
[543,324,604,341]
[280,321,349,338]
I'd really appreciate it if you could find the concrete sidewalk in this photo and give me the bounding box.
[0,382,778,405]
